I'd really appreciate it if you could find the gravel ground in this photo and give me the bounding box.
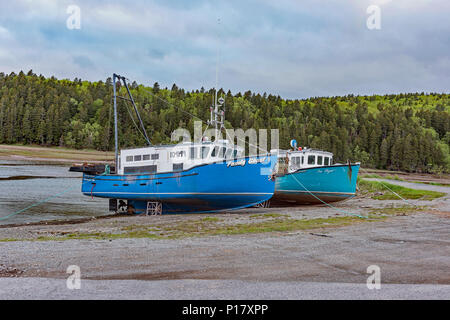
[1,278,449,300]
[0,179,449,299]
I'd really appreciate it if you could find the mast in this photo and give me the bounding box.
[214,46,219,136]
[113,73,119,172]
[112,73,152,173]
[209,17,225,139]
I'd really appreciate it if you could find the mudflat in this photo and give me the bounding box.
[0,179,449,299]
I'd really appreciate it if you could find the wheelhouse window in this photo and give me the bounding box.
[225,148,233,159]
[143,154,150,161]
[317,156,323,165]
[308,155,315,165]
[324,157,330,165]
[220,147,226,158]
[173,163,183,171]
[126,156,133,162]
[201,147,210,159]
[211,146,219,157]
[134,155,142,161]
[190,147,197,159]
[301,156,304,164]
[233,150,238,158]
[124,165,157,174]
[151,154,159,160]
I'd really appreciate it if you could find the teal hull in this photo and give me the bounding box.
[273,164,360,204]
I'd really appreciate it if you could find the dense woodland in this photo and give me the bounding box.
[0,70,449,173]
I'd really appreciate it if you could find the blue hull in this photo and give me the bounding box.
[82,155,276,214]
[273,164,360,204]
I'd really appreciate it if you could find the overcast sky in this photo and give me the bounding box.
[0,0,448,99]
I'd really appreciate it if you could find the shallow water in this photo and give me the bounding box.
[0,160,108,225]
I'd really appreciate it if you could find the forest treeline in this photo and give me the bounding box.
[0,70,449,173]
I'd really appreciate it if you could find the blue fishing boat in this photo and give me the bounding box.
[270,141,360,205]
[71,74,276,214]
[81,150,275,214]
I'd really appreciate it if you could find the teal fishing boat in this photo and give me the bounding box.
[270,141,360,205]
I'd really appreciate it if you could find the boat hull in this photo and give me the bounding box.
[273,164,360,205]
[81,155,276,214]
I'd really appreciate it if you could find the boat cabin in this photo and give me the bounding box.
[118,140,244,175]
[272,148,334,174]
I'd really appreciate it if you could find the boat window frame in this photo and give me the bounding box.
[211,146,219,157]
[317,155,323,165]
[173,163,183,172]
[124,164,157,174]
[201,146,210,159]
[220,147,226,158]
[190,147,197,159]
[308,155,315,165]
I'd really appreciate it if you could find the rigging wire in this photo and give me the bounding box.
[358,167,418,207]
[122,96,148,142]
[288,170,368,219]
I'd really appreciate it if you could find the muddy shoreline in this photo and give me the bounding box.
[0,178,448,299]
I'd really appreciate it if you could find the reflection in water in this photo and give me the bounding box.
[0,160,108,225]
[0,176,67,181]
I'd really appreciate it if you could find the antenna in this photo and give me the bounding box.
[208,17,225,137]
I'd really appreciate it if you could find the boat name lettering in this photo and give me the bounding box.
[248,157,267,164]
[227,159,246,167]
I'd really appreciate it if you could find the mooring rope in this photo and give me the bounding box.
[358,167,418,208]
[288,171,368,219]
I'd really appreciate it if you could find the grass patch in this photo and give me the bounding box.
[359,174,450,187]
[368,206,424,217]
[411,181,450,187]
[263,213,288,218]
[201,217,220,222]
[0,215,370,242]
[4,205,428,243]
[360,173,383,179]
[249,213,288,219]
[0,144,113,161]
[358,179,445,200]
